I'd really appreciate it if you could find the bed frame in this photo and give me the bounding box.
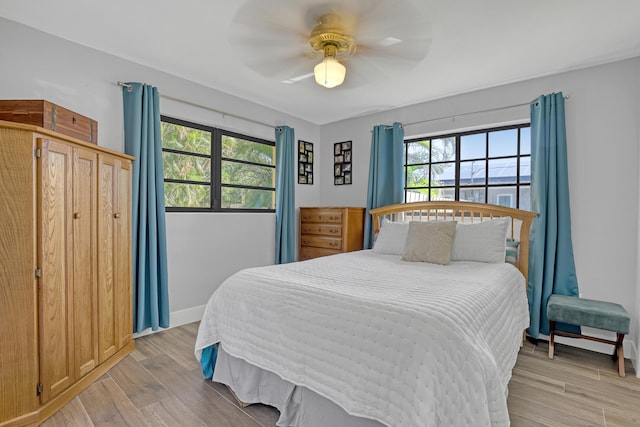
[369,201,537,282]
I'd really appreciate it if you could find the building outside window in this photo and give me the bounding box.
[160,116,275,212]
[404,124,531,210]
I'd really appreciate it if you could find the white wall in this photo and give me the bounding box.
[320,58,640,365]
[0,18,321,327]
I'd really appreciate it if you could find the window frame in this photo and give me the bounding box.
[404,123,531,209]
[161,115,276,213]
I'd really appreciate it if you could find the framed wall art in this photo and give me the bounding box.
[298,140,314,184]
[334,141,352,185]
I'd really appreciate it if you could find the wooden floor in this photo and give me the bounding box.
[41,323,640,427]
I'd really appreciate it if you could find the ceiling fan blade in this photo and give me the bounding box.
[229,0,433,86]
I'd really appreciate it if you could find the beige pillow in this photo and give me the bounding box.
[401,221,457,265]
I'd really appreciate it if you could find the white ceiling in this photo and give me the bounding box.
[1,0,640,125]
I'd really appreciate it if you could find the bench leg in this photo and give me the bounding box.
[548,320,556,359]
[616,333,625,377]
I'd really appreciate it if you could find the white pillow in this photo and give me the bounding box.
[451,217,510,263]
[372,219,409,255]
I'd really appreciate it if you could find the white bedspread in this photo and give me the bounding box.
[195,250,529,427]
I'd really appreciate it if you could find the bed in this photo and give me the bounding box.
[195,201,536,427]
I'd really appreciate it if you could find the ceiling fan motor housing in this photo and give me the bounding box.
[309,13,356,57]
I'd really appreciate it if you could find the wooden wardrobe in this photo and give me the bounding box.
[0,120,135,426]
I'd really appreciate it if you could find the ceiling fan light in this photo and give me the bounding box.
[314,57,346,88]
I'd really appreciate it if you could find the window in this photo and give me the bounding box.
[404,124,531,210]
[160,116,276,212]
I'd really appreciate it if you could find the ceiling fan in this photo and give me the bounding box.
[229,0,432,89]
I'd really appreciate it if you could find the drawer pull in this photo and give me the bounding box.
[303,239,312,244]
[329,229,339,234]
[303,228,312,233]
[113,212,121,219]
[329,242,339,247]
[73,212,81,219]
[303,215,312,220]
[330,216,339,220]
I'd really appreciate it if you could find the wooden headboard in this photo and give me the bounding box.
[369,201,537,282]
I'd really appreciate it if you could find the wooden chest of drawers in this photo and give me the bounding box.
[299,207,365,261]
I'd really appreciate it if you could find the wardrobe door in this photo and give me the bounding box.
[72,146,98,379]
[97,154,117,363]
[37,138,74,403]
[115,159,133,348]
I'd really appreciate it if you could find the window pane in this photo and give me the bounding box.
[222,136,275,165]
[520,127,531,155]
[460,133,486,160]
[519,186,531,211]
[489,129,518,157]
[222,187,275,209]
[431,137,456,162]
[162,152,211,182]
[405,189,429,202]
[488,158,517,184]
[222,161,274,188]
[406,140,430,164]
[460,160,486,185]
[164,182,210,208]
[520,156,531,183]
[430,162,455,187]
[459,187,486,203]
[161,122,211,155]
[430,187,455,201]
[488,187,517,208]
[406,164,429,188]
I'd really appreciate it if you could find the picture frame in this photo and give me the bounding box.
[333,141,352,185]
[298,140,314,185]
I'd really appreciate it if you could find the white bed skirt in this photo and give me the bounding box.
[213,345,386,427]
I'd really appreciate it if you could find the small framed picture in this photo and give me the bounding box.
[333,141,353,185]
[298,140,314,185]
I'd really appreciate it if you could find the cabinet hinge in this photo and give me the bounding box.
[36,383,43,395]
[35,148,41,158]
[35,268,42,278]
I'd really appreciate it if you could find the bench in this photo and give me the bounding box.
[547,294,630,377]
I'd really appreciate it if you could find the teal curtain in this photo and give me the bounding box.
[528,92,580,338]
[364,122,404,249]
[275,126,295,264]
[122,83,170,332]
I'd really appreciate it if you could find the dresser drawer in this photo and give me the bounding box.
[300,235,342,250]
[300,246,341,261]
[300,209,343,223]
[300,223,342,237]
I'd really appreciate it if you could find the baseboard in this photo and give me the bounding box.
[132,304,206,339]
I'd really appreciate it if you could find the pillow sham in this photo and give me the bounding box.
[401,221,457,265]
[451,217,510,263]
[372,219,410,255]
[505,239,519,265]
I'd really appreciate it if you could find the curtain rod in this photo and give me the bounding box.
[386,95,570,130]
[117,82,277,130]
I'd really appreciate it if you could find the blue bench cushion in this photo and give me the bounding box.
[547,295,630,334]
